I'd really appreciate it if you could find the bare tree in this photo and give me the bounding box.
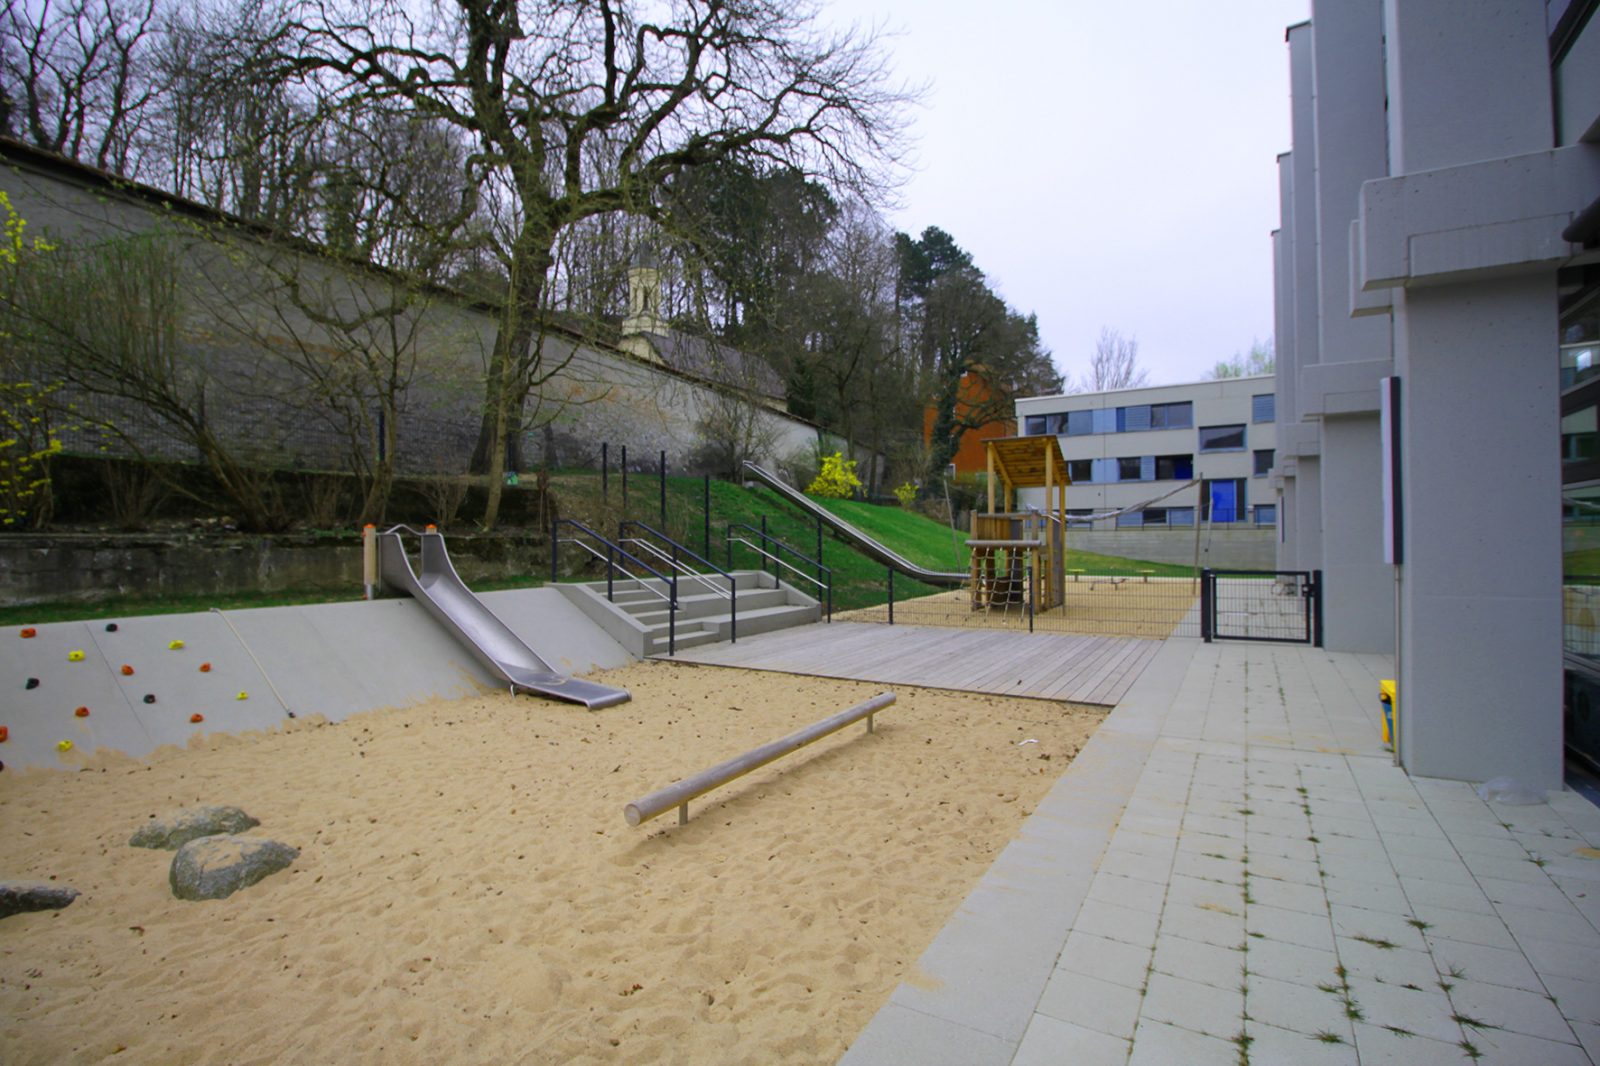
[1073,327,1149,393]
[0,0,163,175]
[267,0,913,528]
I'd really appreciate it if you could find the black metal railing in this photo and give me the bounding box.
[1201,568,1321,646]
[552,517,679,656]
[620,520,738,643]
[725,522,832,622]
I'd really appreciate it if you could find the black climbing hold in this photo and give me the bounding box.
[25,677,39,689]
[105,622,118,632]
[143,694,156,704]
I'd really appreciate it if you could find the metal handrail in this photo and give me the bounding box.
[725,522,832,621]
[619,521,734,600]
[620,520,739,645]
[552,518,678,656]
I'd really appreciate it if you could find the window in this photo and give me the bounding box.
[1116,510,1143,527]
[1252,393,1276,423]
[1155,454,1194,480]
[1023,415,1047,435]
[1118,456,1143,481]
[1091,408,1117,435]
[1207,479,1247,522]
[1167,507,1196,526]
[1254,449,1274,476]
[1199,424,1247,452]
[1065,409,1094,436]
[1254,504,1278,526]
[1118,405,1152,432]
[1150,401,1193,429]
[1066,459,1093,483]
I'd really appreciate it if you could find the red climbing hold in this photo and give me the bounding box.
[20,627,36,638]
[0,725,9,742]
[190,713,204,724]
[120,664,135,676]
[199,663,212,673]
[74,706,90,718]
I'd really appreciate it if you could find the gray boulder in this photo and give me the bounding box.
[0,881,80,919]
[130,806,259,850]
[170,835,298,901]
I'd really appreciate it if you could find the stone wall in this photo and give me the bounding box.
[1,532,549,607]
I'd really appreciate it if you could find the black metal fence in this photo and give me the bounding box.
[1201,569,1322,646]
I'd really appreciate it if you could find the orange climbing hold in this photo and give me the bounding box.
[190,713,204,724]
[0,725,9,743]
[120,664,135,676]
[74,706,89,718]
[20,627,36,638]
[199,663,212,673]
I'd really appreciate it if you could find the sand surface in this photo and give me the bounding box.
[0,660,1100,1065]
[842,579,1200,639]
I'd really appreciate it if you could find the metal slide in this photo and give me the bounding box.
[740,461,968,587]
[377,528,630,710]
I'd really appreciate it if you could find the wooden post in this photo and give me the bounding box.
[624,692,896,827]
[986,443,996,514]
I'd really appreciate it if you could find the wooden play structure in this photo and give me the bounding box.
[969,436,1070,613]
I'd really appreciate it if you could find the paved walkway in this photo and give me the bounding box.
[840,639,1600,1065]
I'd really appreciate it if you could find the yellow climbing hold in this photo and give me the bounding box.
[168,639,185,650]
[56,739,73,752]
[236,691,249,701]
[67,650,85,662]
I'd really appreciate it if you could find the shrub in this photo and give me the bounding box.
[893,481,917,507]
[806,451,861,499]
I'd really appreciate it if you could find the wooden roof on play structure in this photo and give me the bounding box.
[985,435,1071,488]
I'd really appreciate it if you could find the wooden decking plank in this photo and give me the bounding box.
[1085,640,1163,705]
[1039,639,1128,701]
[1071,639,1151,704]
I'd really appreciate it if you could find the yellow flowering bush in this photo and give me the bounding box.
[806,451,861,499]
[893,481,917,507]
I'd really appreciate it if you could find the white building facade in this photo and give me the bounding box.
[1015,377,1278,531]
[1275,1,1600,789]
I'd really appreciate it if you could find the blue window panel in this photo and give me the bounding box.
[1210,480,1238,523]
[1140,455,1156,481]
[1092,408,1116,435]
[1092,458,1117,483]
[1122,405,1152,432]
[1116,510,1143,527]
[1168,507,1196,526]
[1252,393,1275,423]
[1066,410,1094,436]
[1254,504,1278,526]
[1024,415,1047,435]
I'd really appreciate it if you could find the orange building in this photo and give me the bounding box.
[923,371,1014,475]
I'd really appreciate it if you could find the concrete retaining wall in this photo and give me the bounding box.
[0,532,547,607]
[1070,528,1277,571]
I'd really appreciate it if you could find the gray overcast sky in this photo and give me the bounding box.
[820,0,1310,387]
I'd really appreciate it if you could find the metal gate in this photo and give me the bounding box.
[1201,568,1322,646]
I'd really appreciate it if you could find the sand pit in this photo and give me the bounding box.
[0,660,1100,1064]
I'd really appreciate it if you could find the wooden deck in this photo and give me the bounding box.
[663,622,1165,706]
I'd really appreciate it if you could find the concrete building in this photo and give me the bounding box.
[1274,1,1600,789]
[1012,379,1278,567]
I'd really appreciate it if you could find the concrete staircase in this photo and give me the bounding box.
[555,569,819,658]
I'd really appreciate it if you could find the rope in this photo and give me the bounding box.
[211,608,294,716]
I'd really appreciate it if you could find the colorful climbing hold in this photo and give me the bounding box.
[57,739,73,752]
[0,725,9,743]
[67,650,85,662]
[74,706,90,718]
[199,663,212,673]
[120,664,135,676]
[25,677,39,690]
[190,713,204,724]
[105,622,118,632]
[20,627,36,638]
[236,691,249,701]
[168,639,184,650]
[143,694,156,704]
